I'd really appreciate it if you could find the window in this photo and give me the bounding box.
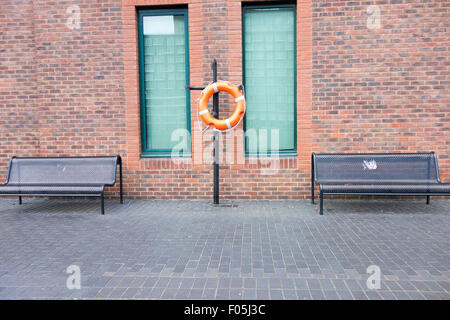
[138,9,191,157]
[243,4,296,156]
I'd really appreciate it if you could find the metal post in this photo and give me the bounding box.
[212,59,219,205]
[185,59,220,205]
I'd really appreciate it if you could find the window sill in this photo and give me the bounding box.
[245,151,297,158]
[141,152,192,159]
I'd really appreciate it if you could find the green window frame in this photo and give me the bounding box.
[138,8,191,158]
[242,3,297,157]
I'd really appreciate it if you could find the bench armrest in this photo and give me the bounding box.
[311,153,315,203]
[117,155,123,204]
[5,156,16,184]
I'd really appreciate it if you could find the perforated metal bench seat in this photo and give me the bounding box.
[0,185,105,195]
[321,184,450,194]
[0,156,123,215]
[311,152,450,215]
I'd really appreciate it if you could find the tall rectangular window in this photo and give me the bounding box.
[138,9,190,157]
[243,5,296,156]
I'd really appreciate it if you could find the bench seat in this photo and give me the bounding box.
[0,184,105,195]
[321,183,450,194]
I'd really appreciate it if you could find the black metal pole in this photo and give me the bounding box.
[212,59,219,205]
[185,60,220,205]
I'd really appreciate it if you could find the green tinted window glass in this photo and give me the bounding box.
[140,13,190,155]
[244,7,296,154]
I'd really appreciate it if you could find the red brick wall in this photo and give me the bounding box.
[33,0,126,158]
[0,0,127,197]
[0,0,448,201]
[311,0,449,181]
[0,0,40,179]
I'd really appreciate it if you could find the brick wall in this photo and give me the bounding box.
[33,0,125,158]
[0,0,40,180]
[312,0,449,181]
[0,0,127,197]
[0,0,448,201]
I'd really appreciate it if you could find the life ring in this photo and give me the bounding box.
[198,81,246,131]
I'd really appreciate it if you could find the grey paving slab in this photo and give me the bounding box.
[0,199,449,300]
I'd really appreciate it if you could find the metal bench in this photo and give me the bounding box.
[311,152,450,215]
[0,156,123,215]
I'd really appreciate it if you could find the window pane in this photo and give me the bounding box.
[143,15,175,35]
[142,14,189,152]
[244,7,295,153]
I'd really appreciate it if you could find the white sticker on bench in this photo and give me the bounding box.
[363,160,377,170]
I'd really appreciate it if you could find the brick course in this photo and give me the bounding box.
[0,0,448,200]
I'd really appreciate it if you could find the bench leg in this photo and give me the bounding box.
[18,196,22,205]
[100,194,105,215]
[426,196,430,205]
[319,191,324,215]
[119,155,123,205]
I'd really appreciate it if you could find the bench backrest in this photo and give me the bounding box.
[313,153,440,184]
[6,156,119,186]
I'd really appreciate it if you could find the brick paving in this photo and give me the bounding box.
[0,199,449,300]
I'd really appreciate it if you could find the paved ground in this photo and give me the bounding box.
[0,199,449,300]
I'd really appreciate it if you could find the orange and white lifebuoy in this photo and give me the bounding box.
[198,81,246,131]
